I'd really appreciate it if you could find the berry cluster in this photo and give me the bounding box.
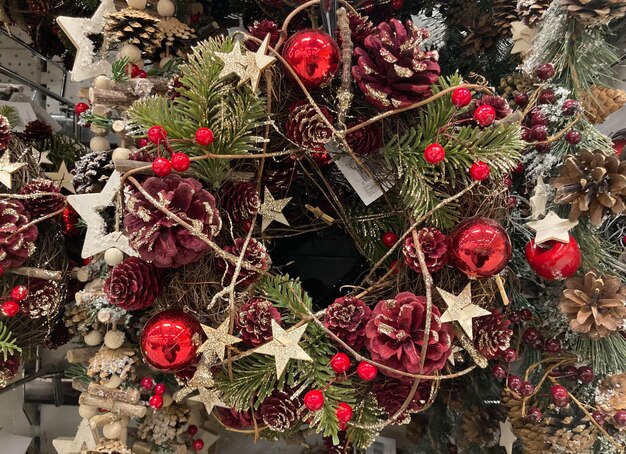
[186,425,204,452]
[127,63,148,79]
[1,285,29,317]
[146,126,215,177]
[141,376,167,410]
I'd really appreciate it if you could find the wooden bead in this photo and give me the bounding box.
[104,248,125,266]
[104,330,125,350]
[84,330,103,346]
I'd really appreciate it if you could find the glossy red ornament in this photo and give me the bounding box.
[562,99,579,116]
[74,102,90,115]
[473,105,496,126]
[153,383,167,395]
[187,424,198,435]
[149,394,163,410]
[538,89,556,105]
[152,157,172,177]
[522,328,540,343]
[469,161,491,181]
[424,143,446,164]
[193,439,205,450]
[356,362,378,381]
[330,352,350,374]
[140,377,155,390]
[195,127,215,146]
[148,125,168,144]
[592,411,606,425]
[524,235,581,281]
[282,30,340,89]
[335,403,353,423]
[171,153,191,172]
[1,300,20,317]
[10,286,28,302]
[303,390,325,411]
[448,217,512,278]
[140,309,202,372]
[451,88,472,107]
[381,232,398,248]
[544,338,562,353]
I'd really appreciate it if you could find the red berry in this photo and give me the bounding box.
[137,70,148,79]
[152,157,172,177]
[148,125,167,144]
[530,111,548,126]
[614,411,626,427]
[535,143,551,154]
[303,390,325,411]
[473,104,496,126]
[357,362,378,381]
[193,439,205,451]
[513,162,524,174]
[171,152,191,172]
[565,130,581,145]
[140,377,155,390]
[538,89,556,105]
[335,403,353,424]
[137,138,150,148]
[390,0,404,9]
[544,338,562,353]
[523,327,540,343]
[527,407,542,422]
[153,383,166,395]
[243,219,253,232]
[509,312,522,323]
[503,176,513,188]
[562,365,578,379]
[424,143,446,164]
[577,366,594,384]
[549,367,562,378]
[521,127,532,142]
[128,63,141,78]
[381,232,398,247]
[501,348,518,363]
[10,285,28,302]
[1,301,20,317]
[149,394,163,410]
[492,364,507,380]
[195,127,215,146]
[74,102,90,115]
[531,125,548,141]
[562,99,579,116]
[451,88,472,107]
[0,264,3,276]
[330,352,351,374]
[536,63,555,80]
[550,384,569,406]
[507,375,522,392]
[592,411,606,426]
[519,308,533,321]
[514,92,529,107]
[469,161,490,181]
[187,424,198,435]
[519,381,535,397]
[390,260,400,274]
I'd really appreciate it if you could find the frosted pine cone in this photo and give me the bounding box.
[0,200,38,269]
[218,237,270,287]
[0,115,10,152]
[73,150,114,194]
[0,354,21,389]
[473,310,513,359]
[373,379,433,424]
[346,121,382,155]
[259,389,301,432]
[324,296,371,350]
[18,179,65,218]
[236,298,282,346]
[403,228,448,273]
[559,0,626,26]
[218,181,260,222]
[20,279,61,319]
[246,20,280,51]
[286,102,334,152]
[104,257,161,311]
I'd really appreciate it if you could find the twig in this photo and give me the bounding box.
[336,7,354,130]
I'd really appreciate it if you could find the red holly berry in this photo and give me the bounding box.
[149,394,163,410]
[519,381,535,397]
[535,143,551,154]
[614,411,626,427]
[187,424,198,435]
[137,70,148,79]
[171,152,191,172]
[424,143,446,164]
[74,102,90,115]
[565,130,581,145]
[550,384,569,406]
[501,348,518,363]
[473,105,496,126]
[503,176,513,188]
[592,411,605,426]
[507,375,521,392]
[357,362,378,381]
[527,407,542,422]
[148,125,168,144]
[544,338,562,353]
[336,403,353,423]
[10,286,28,302]
[451,88,472,107]
[390,0,404,9]
[492,364,507,380]
[330,352,351,374]
[195,127,215,146]
[153,383,166,395]
[390,260,400,274]
[514,92,529,107]
[562,99,579,116]
[303,390,325,411]
[512,162,524,174]
[469,161,490,181]
[522,327,540,343]
[530,110,548,126]
[193,439,205,451]
[140,377,155,390]
[243,219,253,232]
[562,365,578,379]
[538,89,556,105]
[128,63,141,78]
[381,232,398,248]
[1,301,20,317]
[152,157,172,177]
[536,63,555,80]
[137,138,150,148]
[531,125,548,141]
[577,366,594,384]
[519,309,533,321]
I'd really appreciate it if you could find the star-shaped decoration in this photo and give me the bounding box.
[53,418,98,454]
[447,345,463,366]
[499,418,517,454]
[438,284,491,340]
[57,0,115,82]
[67,171,138,258]
[247,34,276,92]
[529,176,550,220]
[32,148,53,166]
[188,387,228,416]
[45,161,75,194]
[259,187,292,231]
[526,211,578,245]
[174,360,215,402]
[198,319,240,362]
[256,320,313,378]
[0,151,27,189]
[215,43,251,85]
[511,21,537,54]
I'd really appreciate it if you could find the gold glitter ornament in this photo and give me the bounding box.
[215,35,276,93]
[198,319,240,362]
[438,284,491,340]
[188,387,227,416]
[0,149,27,190]
[255,320,313,378]
[259,187,292,231]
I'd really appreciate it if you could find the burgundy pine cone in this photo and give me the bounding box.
[104,257,161,311]
[259,389,301,432]
[18,179,65,218]
[236,298,282,346]
[218,237,270,287]
[286,102,334,152]
[20,279,61,319]
[324,296,371,350]
[336,12,374,48]
[21,119,53,144]
[471,95,512,120]
[246,20,280,52]
[346,121,383,156]
[473,310,513,359]
[218,181,261,222]
[0,199,38,269]
[403,227,448,273]
[215,408,255,429]
[373,379,433,424]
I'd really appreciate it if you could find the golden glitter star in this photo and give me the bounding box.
[174,360,215,402]
[438,284,491,340]
[248,34,276,92]
[259,187,292,231]
[188,387,227,416]
[256,320,313,378]
[198,319,240,362]
[45,161,75,194]
[215,43,251,85]
[31,148,53,166]
[0,151,26,189]
[526,211,578,245]
[499,418,517,454]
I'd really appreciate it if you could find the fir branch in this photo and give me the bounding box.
[111,57,131,83]
[44,133,87,169]
[575,334,626,375]
[259,274,313,323]
[347,393,385,450]
[0,105,22,128]
[0,321,21,361]
[64,363,90,386]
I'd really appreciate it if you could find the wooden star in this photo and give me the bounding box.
[215,43,251,85]
[45,161,75,194]
[259,187,291,231]
[53,418,98,454]
[499,418,517,454]
[247,34,276,92]
[31,148,53,166]
[511,21,536,54]
[526,211,578,245]
[438,284,491,340]
[57,0,116,82]
[67,171,137,258]
[529,176,550,220]
[198,319,240,362]
[256,320,313,378]
[0,151,26,189]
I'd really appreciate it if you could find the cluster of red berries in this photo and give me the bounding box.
[186,425,205,451]
[147,126,215,177]
[549,364,595,384]
[127,63,148,79]
[521,327,563,353]
[380,232,401,273]
[1,285,29,318]
[141,376,167,410]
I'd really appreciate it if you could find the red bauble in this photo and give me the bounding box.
[195,127,214,146]
[74,102,90,115]
[469,161,490,181]
[1,300,20,317]
[10,286,28,302]
[193,439,205,450]
[357,361,378,381]
[524,236,581,281]
[424,143,446,164]
[330,352,350,374]
[592,411,606,426]
[140,310,202,372]
[451,88,472,107]
[335,403,353,423]
[519,381,535,397]
[148,125,167,144]
[448,217,511,278]
[613,138,626,156]
[501,348,517,363]
[153,383,167,395]
[381,232,398,247]
[128,63,141,78]
[473,105,496,126]
[152,157,172,177]
[565,130,582,145]
[282,30,340,89]
[137,70,148,79]
[171,153,191,172]
[304,390,325,411]
[514,92,529,107]
[149,394,163,410]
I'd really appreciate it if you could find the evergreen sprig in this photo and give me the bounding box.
[347,393,384,450]
[0,105,22,128]
[575,334,626,375]
[0,321,21,361]
[111,57,131,82]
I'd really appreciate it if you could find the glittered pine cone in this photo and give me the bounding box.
[215,407,255,429]
[21,120,53,144]
[218,181,261,222]
[73,150,114,194]
[104,9,164,56]
[124,175,222,268]
[236,298,282,346]
[286,102,334,152]
[218,237,270,287]
[346,121,383,156]
[336,12,374,48]
[21,279,61,319]
[501,390,549,451]
[0,354,21,389]
[259,389,301,432]
[402,228,448,273]
[373,379,433,424]
[0,115,10,152]
[352,19,440,110]
[246,20,280,52]
[18,179,65,218]
[559,0,626,26]
[597,373,626,415]
[473,309,513,359]
[365,292,454,376]
[324,296,371,350]
[0,199,38,269]
[104,257,161,311]
[558,269,626,339]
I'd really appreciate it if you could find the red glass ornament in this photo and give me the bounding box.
[451,88,472,107]
[381,232,398,248]
[501,348,518,363]
[137,70,148,79]
[530,110,548,126]
[356,362,378,381]
[536,63,555,80]
[424,143,446,164]
[473,105,496,126]
[577,366,594,384]
[140,309,202,372]
[507,375,521,392]
[550,384,569,406]
[565,130,582,145]
[187,424,198,435]
[10,286,28,302]
[492,364,507,380]
[448,217,511,278]
[304,390,325,411]
[140,377,155,390]
[137,138,150,148]
[513,162,524,174]
[518,381,535,397]
[469,161,491,181]
[614,138,626,156]
[148,125,168,144]
[193,439,205,451]
[195,127,214,146]
[152,157,172,177]
[153,383,167,395]
[335,403,353,423]
[514,92,529,107]
[74,102,90,115]
[149,394,163,410]
[1,300,20,317]
[330,352,350,374]
[282,30,340,89]
[524,236,581,281]
[527,407,542,422]
[535,143,551,154]
[171,153,191,172]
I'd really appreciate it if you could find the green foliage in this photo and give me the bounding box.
[575,334,626,375]
[347,393,384,450]
[573,219,626,278]
[0,105,22,128]
[0,321,21,361]
[259,274,313,323]
[45,133,87,169]
[111,57,131,82]
[64,364,90,386]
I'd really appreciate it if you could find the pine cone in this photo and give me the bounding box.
[21,279,62,319]
[104,9,164,57]
[346,122,382,156]
[352,19,440,110]
[461,405,502,448]
[236,298,282,346]
[246,20,280,52]
[402,228,448,273]
[517,0,551,26]
[551,150,626,225]
[442,0,478,27]
[218,237,270,287]
[259,389,301,432]
[373,379,433,424]
[138,403,189,445]
[218,181,261,222]
[286,102,334,152]
[26,0,54,14]
[473,310,513,359]
[499,73,535,100]
[365,292,454,375]
[558,269,626,339]
[597,373,626,415]
[337,12,374,48]
[83,440,131,454]
[0,115,10,152]
[542,404,597,453]
[87,346,136,385]
[461,14,502,54]
[157,17,196,59]
[124,175,222,268]
[501,390,549,451]
[559,0,626,25]
[324,296,371,350]
[580,85,626,124]
[215,407,255,429]
[0,354,20,389]
[0,200,38,269]
[493,0,519,35]
[21,120,53,144]
[72,150,114,194]
[18,179,65,218]
[104,257,161,311]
